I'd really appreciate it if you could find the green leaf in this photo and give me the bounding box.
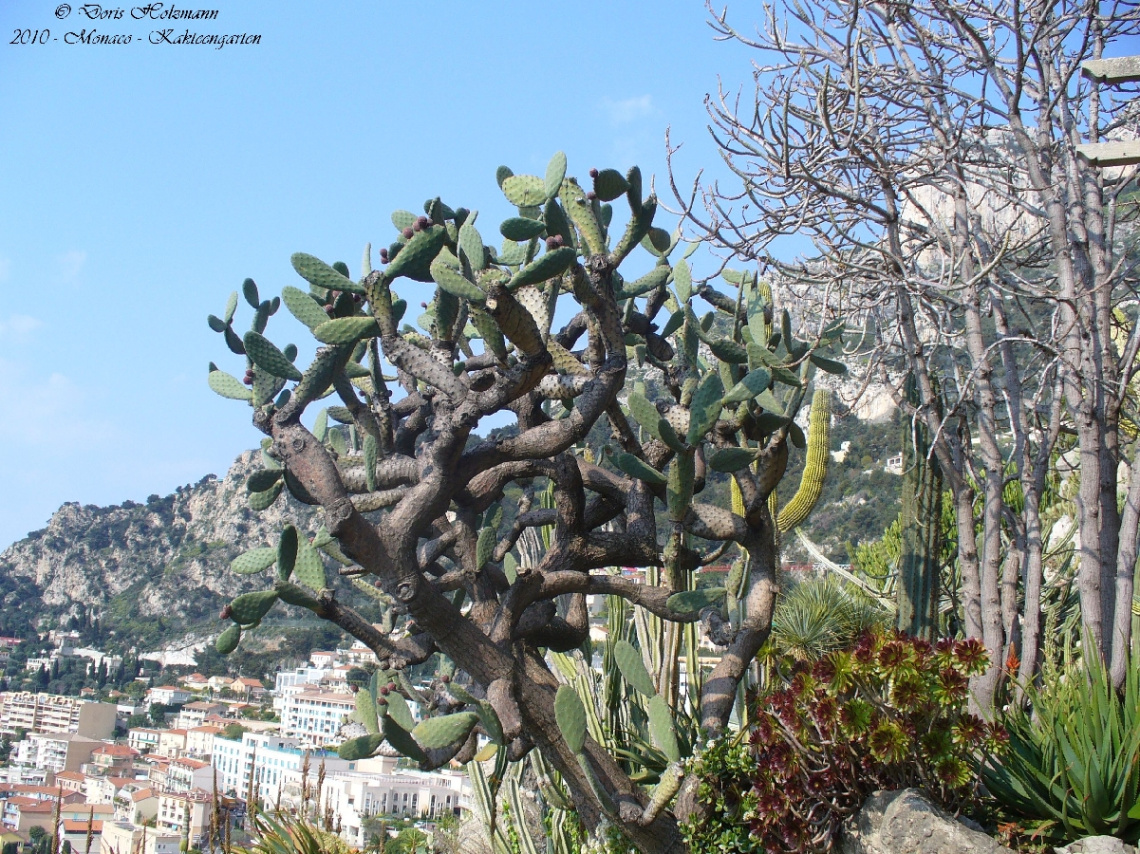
[430,257,485,304]
[246,468,283,493]
[292,535,326,590]
[382,715,426,763]
[231,547,277,575]
[722,368,772,404]
[593,169,630,202]
[667,587,727,614]
[248,481,283,511]
[809,353,848,374]
[611,452,667,487]
[673,260,693,303]
[277,525,299,580]
[544,152,567,200]
[314,317,380,345]
[708,447,761,472]
[338,733,384,761]
[229,590,279,625]
[648,695,681,763]
[291,253,364,295]
[614,640,656,696]
[500,217,546,242]
[215,625,240,655]
[686,372,725,445]
[385,225,447,283]
[355,689,380,735]
[208,369,252,401]
[616,266,670,300]
[363,434,378,492]
[501,174,547,207]
[244,332,304,381]
[385,690,416,733]
[508,247,576,290]
[224,291,238,324]
[555,685,586,753]
[411,713,479,750]
[459,221,486,272]
[282,286,330,332]
[476,526,496,571]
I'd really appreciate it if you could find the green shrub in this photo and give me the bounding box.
[983,643,1140,844]
[683,628,1000,853]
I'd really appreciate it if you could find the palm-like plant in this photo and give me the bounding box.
[769,575,890,662]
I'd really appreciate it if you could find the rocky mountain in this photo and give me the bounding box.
[0,450,324,654]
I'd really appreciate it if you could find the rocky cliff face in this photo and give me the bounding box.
[0,450,322,646]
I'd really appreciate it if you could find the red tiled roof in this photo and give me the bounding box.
[61,820,103,832]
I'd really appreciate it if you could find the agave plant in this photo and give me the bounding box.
[235,815,358,854]
[983,640,1140,844]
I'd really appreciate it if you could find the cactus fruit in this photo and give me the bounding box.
[776,389,831,533]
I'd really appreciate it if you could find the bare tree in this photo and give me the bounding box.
[678,0,1140,704]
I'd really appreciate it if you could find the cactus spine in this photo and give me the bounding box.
[776,389,831,533]
[897,375,942,640]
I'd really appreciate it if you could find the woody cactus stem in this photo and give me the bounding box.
[898,376,943,640]
[776,389,831,533]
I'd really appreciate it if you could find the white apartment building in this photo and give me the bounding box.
[0,692,117,738]
[279,689,356,747]
[127,728,161,754]
[165,757,213,794]
[99,820,180,854]
[9,732,102,773]
[277,760,472,848]
[156,790,213,849]
[271,668,331,713]
[211,732,348,808]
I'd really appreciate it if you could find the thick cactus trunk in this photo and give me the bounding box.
[897,376,943,640]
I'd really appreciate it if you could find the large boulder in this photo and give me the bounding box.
[840,789,1015,854]
[1055,839,1140,854]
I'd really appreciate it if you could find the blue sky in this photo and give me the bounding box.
[0,1,761,549]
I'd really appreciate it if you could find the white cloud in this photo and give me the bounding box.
[0,315,43,345]
[602,95,656,126]
[58,250,87,283]
[0,359,113,449]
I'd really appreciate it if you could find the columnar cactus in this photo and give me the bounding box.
[897,374,943,640]
[206,154,847,854]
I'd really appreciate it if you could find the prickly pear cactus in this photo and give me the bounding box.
[206,154,848,854]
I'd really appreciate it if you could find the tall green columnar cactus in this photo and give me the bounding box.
[897,373,943,640]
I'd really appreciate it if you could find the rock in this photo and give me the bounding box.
[1056,838,1140,854]
[840,789,1015,854]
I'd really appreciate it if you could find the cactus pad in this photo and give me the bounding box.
[411,712,479,750]
[248,481,283,510]
[228,590,279,626]
[648,695,681,762]
[508,247,576,291]
[501,175,546,207]
[555,685,586,753]
[291,253,363,295]
[244,332,303,381]
[666,587,726,614]
[215,625,240,655]
[338,733,384,761]
[500,217,546,242]
[611,452,667,487]
[231,546,277,576]
[614,640,656,696]
[274,580,321,611]
[314,317,380,345]
[544,152,567,199]
[382,716,426,763]
[208,369,253,401]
